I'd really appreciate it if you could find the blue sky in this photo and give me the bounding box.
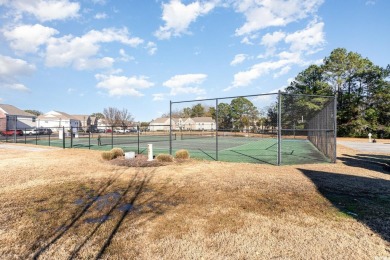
[0,0,389,122]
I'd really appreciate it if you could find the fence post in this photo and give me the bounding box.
[169,100,172,155]
[13,115,17,143]
[24,129,26,144]
[70,126,73,148]
[333,95,337,163]
[137,127,140,154]
[111,126,114,149]
[216,98,219,161]
[63,126,65,149]
[88,131,90,150]
[277,91,282,166]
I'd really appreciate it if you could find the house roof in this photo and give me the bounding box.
[189,117,215,123]
[150,117,170,124]
[38,111,75,120]
[0,104,35,117]
[71,115,90,121]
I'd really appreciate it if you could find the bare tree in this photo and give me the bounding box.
[103,107,119,126]
[103,107,134,127]
[118,108,134,128]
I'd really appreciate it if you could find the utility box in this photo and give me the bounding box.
[125,152,135,160]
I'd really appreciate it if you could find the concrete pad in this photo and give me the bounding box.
[338,141,390,153]
[0,144,59,152]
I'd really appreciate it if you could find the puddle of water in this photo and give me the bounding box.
[85,215,111,224]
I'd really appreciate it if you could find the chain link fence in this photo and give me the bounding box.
[170,92,336,165]
[0,92,336,165]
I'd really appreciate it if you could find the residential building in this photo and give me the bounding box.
[72,115,98,132]
[149,117,172,131]
[0,104,36,131]
[183,117,215,130]
[37,111,79,131]
[149,117,215,131]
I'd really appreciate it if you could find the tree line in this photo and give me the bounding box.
[286,48,390,138]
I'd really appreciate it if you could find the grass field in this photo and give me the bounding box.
[17,134,331,165]
[0,139,389,259]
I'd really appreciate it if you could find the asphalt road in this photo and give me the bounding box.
[338,141,390,153]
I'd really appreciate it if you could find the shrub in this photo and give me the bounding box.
[156,154,174,163]
[111,148,124,158]
[175,149,190,159]
[102,151,114,161]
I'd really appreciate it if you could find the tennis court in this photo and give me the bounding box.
[22,133,329,165]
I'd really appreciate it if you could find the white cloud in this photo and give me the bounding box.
[145,42,157,55]
[0,55,35,76]
[261,31,286,48]
[230,54,247,66]
[153,93,165,101]
[273,65,291,78]
[3,24,59,53]
[285,20,325,53]
[94,12,107,19]
[45,28,143,70]
[95,73,154,97]
[0,55,35,92]
[233,0,324,36]
[6,0,80,22]
[119,49,134,62]
[163,73,207,96]
[227,53,301,90]
[91,0,107,5]
[155,0,217,39]
[74,57,114,70]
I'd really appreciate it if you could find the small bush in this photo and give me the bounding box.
[102,151,114,161]
[175,149,190,159]
[156,154,174,162]
[111,148,124,158]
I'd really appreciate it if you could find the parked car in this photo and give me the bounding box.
[23,128,37,135]
[1,129,24,136]
[41,128,52,135]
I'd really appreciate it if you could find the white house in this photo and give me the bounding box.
[0,104,36,131]
[149,117,172,131]
[183,117,215,130]
[97,118,110,131]
[37,111,79,131]
[72,115,98,132]
[149,117,215,131]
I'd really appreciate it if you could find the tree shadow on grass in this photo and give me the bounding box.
[31,167,180,259]
[31,169,126,259]
[338,153,390,174]
[299,168,390,243]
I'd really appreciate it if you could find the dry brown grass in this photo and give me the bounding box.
[175,149,190,160]
[156,154,174,163]
[0,141,389,259]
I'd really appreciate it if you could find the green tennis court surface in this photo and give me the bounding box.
[19,135,330,165]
